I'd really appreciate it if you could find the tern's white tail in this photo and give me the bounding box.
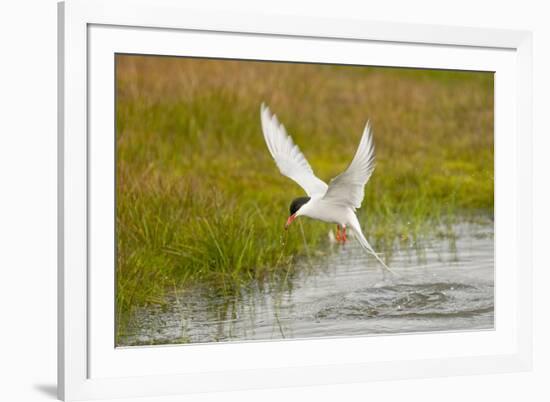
[351,224,396,275]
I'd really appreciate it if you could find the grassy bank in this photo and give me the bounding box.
[115,56,493,342]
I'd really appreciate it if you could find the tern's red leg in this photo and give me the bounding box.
[342,225,347,243]
[336,225,341,242]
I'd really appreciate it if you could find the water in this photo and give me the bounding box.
[119,222,494,346]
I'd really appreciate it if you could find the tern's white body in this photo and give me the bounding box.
[260,103,394,273]
[297,197,353,226]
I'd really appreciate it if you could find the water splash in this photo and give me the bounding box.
[119,221,494,346]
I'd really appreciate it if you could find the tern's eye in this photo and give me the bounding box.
[289,196,310,215]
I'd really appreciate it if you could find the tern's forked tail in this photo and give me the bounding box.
[352,225,397,275]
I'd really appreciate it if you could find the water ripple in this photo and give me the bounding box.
[120,221,494,346]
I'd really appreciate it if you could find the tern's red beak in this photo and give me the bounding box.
[285,214,297,230]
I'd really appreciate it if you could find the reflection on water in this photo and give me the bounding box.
[119,222,494,346]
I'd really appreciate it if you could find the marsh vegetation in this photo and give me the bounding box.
[115,55,493,345]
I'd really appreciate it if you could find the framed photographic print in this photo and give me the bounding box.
[58,0,533,400]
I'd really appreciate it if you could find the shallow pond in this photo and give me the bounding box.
[119,222,494,346]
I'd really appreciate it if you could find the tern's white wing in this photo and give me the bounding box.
[260,104,328,197]
[322,121,376,210]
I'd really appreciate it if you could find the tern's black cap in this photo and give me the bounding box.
[289,197,310,216]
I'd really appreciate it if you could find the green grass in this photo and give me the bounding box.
[115,56,494,343]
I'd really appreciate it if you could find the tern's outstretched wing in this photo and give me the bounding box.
[260,104,328,197]
[322,121,376,210]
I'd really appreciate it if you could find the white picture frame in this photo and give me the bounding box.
[58,0,533,400]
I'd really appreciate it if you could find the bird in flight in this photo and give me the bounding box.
[260,103,394,273]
